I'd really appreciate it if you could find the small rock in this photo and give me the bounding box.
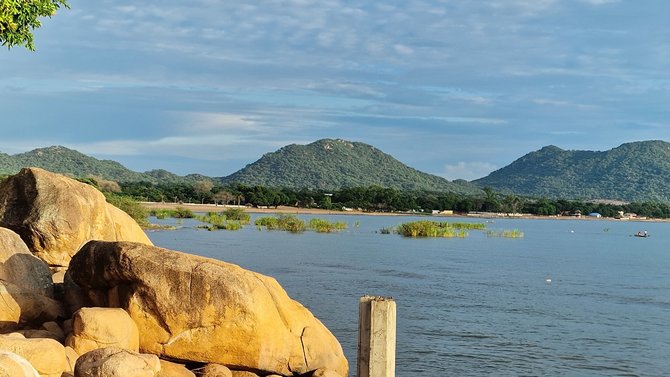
[311,368,343,377]
[74,347,160,377]
[64,346,79,372]
[230,372,259,377]
[65,307,139,355]
[157,359,195,377]
[40,321,65,340]
[195,363,232,377]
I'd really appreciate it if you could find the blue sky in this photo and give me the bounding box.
[2,0,669,180]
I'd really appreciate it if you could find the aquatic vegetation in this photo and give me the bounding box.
[486,229,525,238]
[450,222,486,230]
[378,227,394,234]
[197,212,244,231]
[308,218,348,233]
[255,215,306,233]
[150,209,172,219]
[396,220,472,238]
[222,208,251,224]
[149,207,195,219]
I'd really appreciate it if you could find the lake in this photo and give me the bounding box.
[147,214,670,377]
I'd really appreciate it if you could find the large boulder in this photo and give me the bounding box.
[0,228,52,297]
[0,167,152,267]
[0,334,67,377]
[74,347,160,377]
[0,282,64,332]
[65,307,139,356]
[67,241,348,377]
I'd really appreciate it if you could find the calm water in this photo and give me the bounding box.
[148,215,670,376]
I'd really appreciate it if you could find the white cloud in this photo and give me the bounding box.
[393,44,414,56]
[178,112,261,133]
[579,0,620,5]
[533,98,598,110]
[440,161,499,181]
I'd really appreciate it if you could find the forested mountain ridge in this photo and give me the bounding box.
[0,141,481,194]
[474,140,670,202]
[0,146,197,184]
[220,139,482,194]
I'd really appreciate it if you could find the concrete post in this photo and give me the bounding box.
[357,296,396,377]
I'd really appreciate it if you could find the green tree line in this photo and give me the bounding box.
[119,181,670,219]
[3,174,670,219]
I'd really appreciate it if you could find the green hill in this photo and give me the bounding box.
[0,146,203,184]
[474,140,670,202]
[9,146,148,182]
[220,139,482,194]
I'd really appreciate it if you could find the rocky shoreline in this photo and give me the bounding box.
[0,168,348,377]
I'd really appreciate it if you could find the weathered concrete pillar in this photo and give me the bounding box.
[357,296,396,377]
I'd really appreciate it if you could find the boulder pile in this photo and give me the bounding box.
[0,168,348,377]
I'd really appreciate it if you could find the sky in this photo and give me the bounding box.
[2,0,669,181]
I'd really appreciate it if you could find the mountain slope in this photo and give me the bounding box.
[10,146,148,182]
[474,140,670,201]
[220,139,481,194]
[0,146,204,184]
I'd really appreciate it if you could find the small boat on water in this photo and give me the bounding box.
[634,231,650,238]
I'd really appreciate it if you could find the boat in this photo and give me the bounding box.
[634,231,650,238]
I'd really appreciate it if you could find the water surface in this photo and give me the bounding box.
[148,215,670,376]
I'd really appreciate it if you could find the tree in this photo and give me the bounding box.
[1,0,69,50]
[194,180,214,204]
[213,190,234,206]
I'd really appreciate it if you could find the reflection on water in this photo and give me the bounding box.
[148,215,670,377]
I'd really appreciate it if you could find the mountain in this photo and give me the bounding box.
[220,139,482,194]
[8,146,148,182]
[474,140,670,202]
[0,141,481,194]
[0,146,201,184]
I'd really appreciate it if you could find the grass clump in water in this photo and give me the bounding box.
[308,218,348,233]
[451,222,486,230]
[255,215,306,233]
[486,229,525,238]
[396,220,475,238]
[222,208,250,224]
[197,212,244,231]
[378,226,394,234]
[149,207,195,219]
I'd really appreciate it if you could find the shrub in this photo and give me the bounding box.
[223,208,251,224]
[173,207,195,218]
[148,207,195,219]
[105,193,149,227]
[150,209,172,219]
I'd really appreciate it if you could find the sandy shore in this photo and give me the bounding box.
[140,202,402,216]
[140,202,664,222]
